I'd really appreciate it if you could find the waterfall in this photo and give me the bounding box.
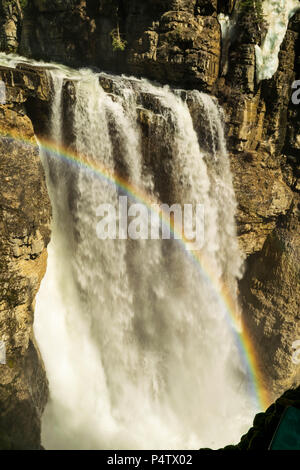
[0,52,257,449]
[218,13,236,76]
[33,67,256,450]
[255,0,300,81]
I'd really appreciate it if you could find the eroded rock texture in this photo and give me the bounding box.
[0,0,23,53]
[216,10,300,397]
[241,201,300,396]
[217,11,300,255]
[0,64,51,449]
[19,0,222,91]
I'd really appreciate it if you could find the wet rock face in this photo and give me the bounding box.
[0,66,51,449]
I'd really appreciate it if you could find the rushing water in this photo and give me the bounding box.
[0,52,257,449]
[218,12,236,76]
[255,0,300,81]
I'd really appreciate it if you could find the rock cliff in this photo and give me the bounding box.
[219,8,300,396]
[0,63,51,449]
[19,0,222,91]
[0,0,299,449]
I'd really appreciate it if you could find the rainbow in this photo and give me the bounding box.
[1,127,272,411]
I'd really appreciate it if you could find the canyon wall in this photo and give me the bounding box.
[0,64,51,449]
[0,0,299,448]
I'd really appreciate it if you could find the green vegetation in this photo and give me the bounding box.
[7,358,14,369]
[110,28,127,52]
[19,0,28,8]
[104,0,126,52]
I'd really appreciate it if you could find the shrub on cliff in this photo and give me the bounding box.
[110,28,127,52]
